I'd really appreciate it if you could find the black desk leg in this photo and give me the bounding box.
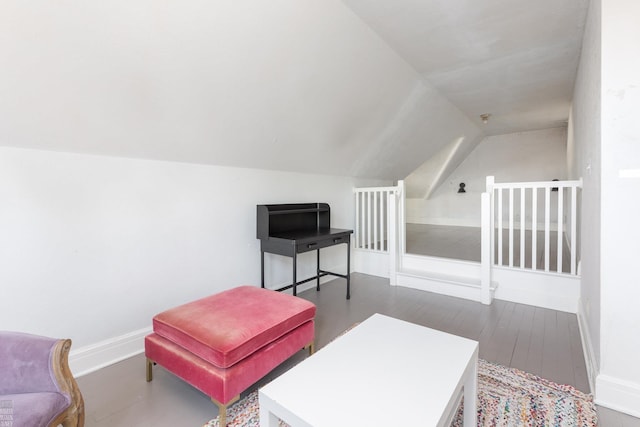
[346,237,351,300]
[261,250,265,289]
[292,251,297,296]
[316,249,321,291]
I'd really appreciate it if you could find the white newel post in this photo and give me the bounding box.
[397,180,406,257]
[481,176,495,305]
[570,178,582,275]
[388,189,398,286]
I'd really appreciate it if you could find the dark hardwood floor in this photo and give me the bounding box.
[405,223,572,273]
[76,273,638,426]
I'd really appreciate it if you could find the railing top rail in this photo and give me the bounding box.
[491,179,582,190]
[353,186,400,194]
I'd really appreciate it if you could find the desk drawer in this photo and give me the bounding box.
[296,235,348,253]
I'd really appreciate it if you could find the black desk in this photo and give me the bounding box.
[257,204,353,299]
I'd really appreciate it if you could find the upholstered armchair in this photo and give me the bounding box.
[0,331,84,427]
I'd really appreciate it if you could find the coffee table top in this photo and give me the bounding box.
[259,313,479,427]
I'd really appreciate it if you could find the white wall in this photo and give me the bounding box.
[406,127,567,226]
[595,0,640,416]
[570,0,640,416]
[568,0,601,392]
[0,147,386,373]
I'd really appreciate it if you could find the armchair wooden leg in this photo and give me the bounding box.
[50,339,85,427]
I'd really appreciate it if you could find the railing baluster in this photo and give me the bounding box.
[384,191,388,251]
[367,191,372,250]
[509,187,514,267]
[571,186,577,275]
[545,187,551,272]
[531,187,537,270]
[373,191,378,251]
[380,191,384,251]
[481,192,492,304]
[497,189,503,266]
[380,192,385,251]
[363,191,367,250]
[378,190,382,251]
[378,191,381,251]
[557,186,564,273]
[378,191,387,251]
[355,191,360,249]
[388,189,397,285]
[520,187,525,269]
[360,191,367,249]
[356,191,363,248]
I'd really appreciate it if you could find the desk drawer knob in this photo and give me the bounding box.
[307,243,318,248]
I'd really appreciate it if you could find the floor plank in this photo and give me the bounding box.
[542,309,561,384]
[556,311,578,387]
[525,307,546,378]
[494,301,524,367]
[569,313,591,392]
[510,303,535,372]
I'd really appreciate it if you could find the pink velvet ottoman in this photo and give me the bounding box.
[144,286,316,426]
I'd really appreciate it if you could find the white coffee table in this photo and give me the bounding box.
[259,313,478,427]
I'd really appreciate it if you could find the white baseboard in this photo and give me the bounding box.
[575,299,640,418]
[401,254,480,279]
[396,270,488,303]
[576,299,598,393]
[492,267,579,313]
[595,374,640,418]
[353,250,390,279]
[69,327,151,377]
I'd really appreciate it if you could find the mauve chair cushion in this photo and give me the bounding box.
[152,286,316,368]
[3,392,70,427]
[0,331,62,395]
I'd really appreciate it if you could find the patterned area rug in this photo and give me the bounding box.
[204,359,597,427]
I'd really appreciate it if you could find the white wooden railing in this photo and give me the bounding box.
[483,176,582,276]
[353,184,402,284]
[355,178,580,307]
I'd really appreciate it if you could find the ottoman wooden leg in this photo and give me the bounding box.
[212,395,239,427]
[146,358,154,382]
[305,341,315,355]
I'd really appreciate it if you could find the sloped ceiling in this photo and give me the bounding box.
[342,0,590,136]
[1,0,480,181]
[404,134,480,199]
[0,0,423,180]
[0,0,588,181]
